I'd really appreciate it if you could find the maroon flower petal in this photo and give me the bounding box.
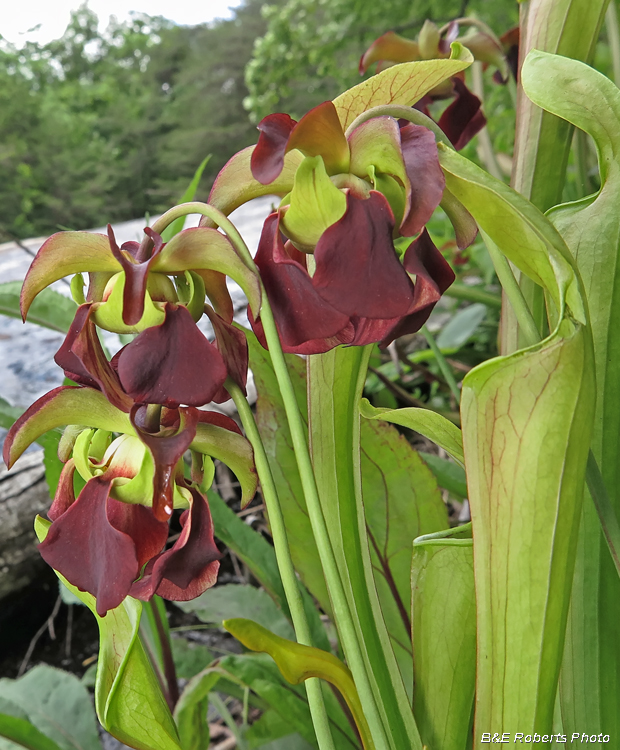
[48,459,77,522]
[106,500,168,569]
[437,77,486,151]
[399,124,445,237]
[196,409,243,436]
[130,486,221,602]
[55,304,133,412]
[205,305,248,403]
[38,477,139,616]
[131,405,199,521]
[251,113,297,185]
[117,304,228,408]
[286,101,350,175]
[253,213,351,348]
[380,228,455,345]
[107,225,165,326]
[312,191,415,319]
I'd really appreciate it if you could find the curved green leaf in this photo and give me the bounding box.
[34,518,181,750]
[522,48,620,741]
[0,711,64,750]
[223,618,373,750]
[173,671,220,750]
[333,44,474,130]
[359,398,464,466]
[411,526,475,750]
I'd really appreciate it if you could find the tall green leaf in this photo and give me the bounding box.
[411,525,475,750]
[160,155,211,242]
[0,282,77,333]
[439,146,594,734]
[522,48,620,740]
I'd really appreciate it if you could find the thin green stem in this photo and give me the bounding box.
[480,229,541,348]
[210,693,248,750]
[421,325,461,405]
[606,0,620,88]
[228,380,336,750]
[443,282,501,308]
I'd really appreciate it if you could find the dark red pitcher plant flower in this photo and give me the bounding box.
[4,222,261,616]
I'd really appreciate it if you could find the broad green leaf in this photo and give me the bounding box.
[0,666,101,750]
[0,397,22,428]
[281,156,347,249]
[435,303,487,350]
[0,709,63,750]
[522,48,620,740]
[502,0,608,353]
[0,282,77,333]
[308,345,421,750]
[170,638,213,681]
[418,452,468,498]
[359,398,464,466]
[360,419,448,698]
[160,155,211,242]
[177,584,295,641]
[440,147,595,733]
[246,711,313,750]
[34,518,181,750]
[411,526,475,750]
[333,44,473,130]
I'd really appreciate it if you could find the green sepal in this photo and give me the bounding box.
[21,231,120,320]
[70,273,86,306]
[5,388,133,469]
[151,227,262,317]
[191,422,257,508]
[280,155,347,251]
[34,517,181,750]
[223,618,374,750]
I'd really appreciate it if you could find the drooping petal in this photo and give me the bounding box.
[107,226,165,326]
[205,305,249,402]
[21,232,120,320]
[117,304,228,409]
[358,31,420,75]
[38,477,139,617]
[106,500,168,569]
[437,77,486,150]
[253,213,351,347]
[418,20,443,60]
[286,101,350,175]
[130,486,220,602]
[3,386,133,470]
[399,123,446,236]
[199,270,234,322]
[312,191,415,319]
[131,405,199,521]
[251,113,298,185]
[54,304,133,412]
[48,459,77,522]
[440,187,478,249]
[380,228,455,345]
